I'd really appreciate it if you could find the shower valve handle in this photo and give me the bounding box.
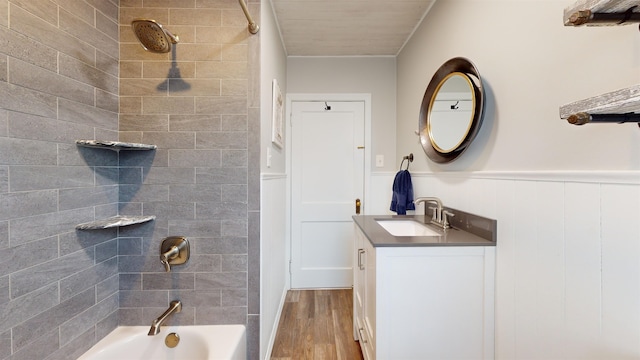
[160,246,179,272]
[159,237,190,272]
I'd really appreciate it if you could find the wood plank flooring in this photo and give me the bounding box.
[270,289,364,360]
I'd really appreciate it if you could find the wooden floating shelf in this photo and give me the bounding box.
[560,84,640,119]
[75,140,157,151]
[562,1,640,126]
[564,0,640,26]
[76,215,156,230]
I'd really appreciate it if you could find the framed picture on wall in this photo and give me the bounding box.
[271,79,284,149]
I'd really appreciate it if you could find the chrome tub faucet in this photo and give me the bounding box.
[148,300,182,336]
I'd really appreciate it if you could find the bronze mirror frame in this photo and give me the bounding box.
[419,57,485,163]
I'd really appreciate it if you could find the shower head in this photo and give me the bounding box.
[131,19,179,53]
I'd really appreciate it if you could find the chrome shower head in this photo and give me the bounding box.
[131,19,179,53]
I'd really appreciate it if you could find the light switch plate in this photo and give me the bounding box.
[375,155,384,167]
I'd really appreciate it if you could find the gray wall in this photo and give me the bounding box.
[286,56,397,172]
[0,0,261,359]
[0,1,121,359]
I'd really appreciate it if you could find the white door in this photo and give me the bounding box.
[291,100,365,288]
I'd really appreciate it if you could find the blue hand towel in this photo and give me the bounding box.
[390,170,415,215]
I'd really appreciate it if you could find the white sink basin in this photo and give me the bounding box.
[376,219,441,237]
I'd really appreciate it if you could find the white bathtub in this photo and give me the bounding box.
[77,325,246,360]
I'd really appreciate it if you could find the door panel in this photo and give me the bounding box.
[291,100,365,288]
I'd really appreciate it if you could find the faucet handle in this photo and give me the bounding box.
[160,245,179,272]
[428,206,438,221]
[160,237,190,272]
[161,261,171,272]
[442,210,455,229]
[160,255,172,272]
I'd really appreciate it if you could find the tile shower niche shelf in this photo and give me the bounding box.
[75,140,157,151]
[76,215,156,230]
[74,140,157,230]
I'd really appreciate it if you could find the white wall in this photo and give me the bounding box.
[260,1,288,359]
[261,1,288,174]
[395,0,640,358]
[287,57,398,172]
[398,0,640,172]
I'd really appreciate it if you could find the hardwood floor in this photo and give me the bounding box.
[270,289,364,360]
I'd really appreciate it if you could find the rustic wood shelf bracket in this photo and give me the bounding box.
[566,112,640,128]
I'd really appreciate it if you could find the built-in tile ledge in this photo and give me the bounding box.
[559,84,640,119]
[75,140,157,151]
[75,215,156,230]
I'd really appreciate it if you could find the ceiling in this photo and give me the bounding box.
[270,0,437,56]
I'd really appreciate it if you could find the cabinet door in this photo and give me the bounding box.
[376,246,495,360]
[353,224,365,339]
[353,224,375,360]
[363,236,376,360]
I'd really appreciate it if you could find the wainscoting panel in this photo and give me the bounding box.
[260,174,288,360]
[600,183,640,357]
[370,171,640,359]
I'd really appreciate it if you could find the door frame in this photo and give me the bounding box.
[285,93,372,289]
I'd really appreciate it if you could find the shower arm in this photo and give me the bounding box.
[238,0,259,34]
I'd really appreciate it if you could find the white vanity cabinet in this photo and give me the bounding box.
[354,224,376,359]
[353,223,496,360]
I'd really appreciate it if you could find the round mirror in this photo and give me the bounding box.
[419,57,485,163]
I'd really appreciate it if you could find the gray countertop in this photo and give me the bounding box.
[353,214,496,247]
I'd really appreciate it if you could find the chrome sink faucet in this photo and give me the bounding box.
[148,300,182,336]
[414,197,452,229]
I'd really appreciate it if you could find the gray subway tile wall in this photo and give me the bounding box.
[0,0,260,358]
[118,1,260,359]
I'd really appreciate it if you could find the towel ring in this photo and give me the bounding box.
[399,153,413,170]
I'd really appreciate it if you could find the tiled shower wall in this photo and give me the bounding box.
[0,0,260,358]
[0,1,121,359]
[118,1,260,359]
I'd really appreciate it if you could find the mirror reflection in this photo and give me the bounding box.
[419,57,485,164]
[428,73,474,153]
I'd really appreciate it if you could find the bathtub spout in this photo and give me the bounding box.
[148,300,182,336]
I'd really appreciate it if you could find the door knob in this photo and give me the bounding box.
[355,198,361,214]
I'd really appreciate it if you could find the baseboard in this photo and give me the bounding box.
[263,287,289,360]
